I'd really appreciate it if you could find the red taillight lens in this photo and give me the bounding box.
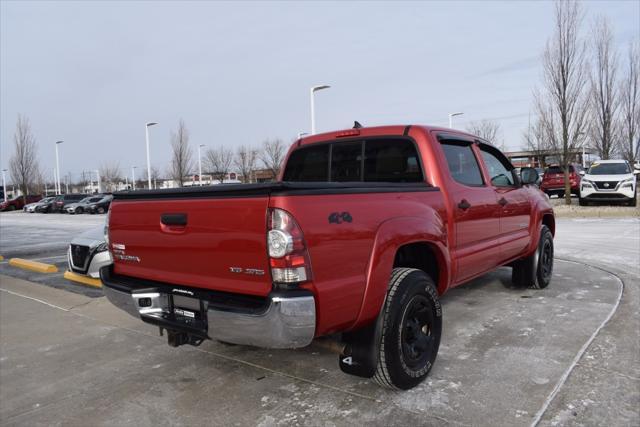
[267,208,312,284]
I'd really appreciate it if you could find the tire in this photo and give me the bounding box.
[373,268,442,390]
[76,207,83,214]
[7,205,15,211]
[579,197,587,206]
[97,207,105,214]
[629,193,637,207]
[512,225,554,289]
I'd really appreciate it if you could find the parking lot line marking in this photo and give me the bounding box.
[8,258,58,273]
[530,258,625,427]
[63,270,102,288]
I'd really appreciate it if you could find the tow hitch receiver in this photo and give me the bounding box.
[161,327,206,347]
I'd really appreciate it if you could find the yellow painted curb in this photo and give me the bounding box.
[9,258,58,273]
[63,270,102,288]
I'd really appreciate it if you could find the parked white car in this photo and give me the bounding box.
[579,160,638,206]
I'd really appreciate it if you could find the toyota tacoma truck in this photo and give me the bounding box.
[101,124,555,390]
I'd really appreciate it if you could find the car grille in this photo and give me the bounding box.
[594,181,619,190]
[70,244,91,272]
[587,193,627,199]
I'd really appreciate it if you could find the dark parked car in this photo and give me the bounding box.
[0,195,42,211]
[86,195,113,214]
[50,194,88,213]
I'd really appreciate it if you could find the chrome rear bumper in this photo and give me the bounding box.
[100,267,316,349]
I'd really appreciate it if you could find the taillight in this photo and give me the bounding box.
[267,208,312,284]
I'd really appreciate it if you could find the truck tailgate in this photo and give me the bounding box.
[109,196,271,296]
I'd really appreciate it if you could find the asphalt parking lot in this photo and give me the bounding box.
[0,212,638,426]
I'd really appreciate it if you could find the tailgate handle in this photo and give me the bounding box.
[161,213,188,226]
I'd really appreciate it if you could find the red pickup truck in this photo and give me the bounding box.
[101,125,555,390]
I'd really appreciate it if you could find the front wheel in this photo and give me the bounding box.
[512,225,554,289]
[373,268,442,390]
[76,207,83,214]
[579,197,587,206]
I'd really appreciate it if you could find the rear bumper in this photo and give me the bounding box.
[99,266,316,349]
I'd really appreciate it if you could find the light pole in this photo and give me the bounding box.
[55,140,63,194]
[310,85,330,134]
[132,166,137,190]
[448,112,464,129]
[198,144,205,186]
[145,122,157,189]
[1,169,7,202]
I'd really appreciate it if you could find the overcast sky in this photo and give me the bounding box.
[1,0,638,183]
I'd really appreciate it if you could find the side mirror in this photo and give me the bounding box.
[520,167,539,185]
[579,170,585,176]
[633,170,640,175]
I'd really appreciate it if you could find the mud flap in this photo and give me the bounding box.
[338,312,384,378]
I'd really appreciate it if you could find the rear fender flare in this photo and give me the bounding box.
[349,214,450,331]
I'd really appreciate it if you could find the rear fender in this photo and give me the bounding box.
[349,214,450,331]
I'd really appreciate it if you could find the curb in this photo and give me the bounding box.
[9,258,58,273]
[63,270,102,288]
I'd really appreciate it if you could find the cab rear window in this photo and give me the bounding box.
[282,139,423,183]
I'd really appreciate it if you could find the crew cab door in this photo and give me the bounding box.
[477,144,532,262]
[439,139,501,283]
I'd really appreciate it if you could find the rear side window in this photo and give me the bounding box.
[282,138,424,183]
[441,142,484,186]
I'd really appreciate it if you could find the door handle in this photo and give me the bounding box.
[161,213,188,226]
[498,198,508,207]
[458,199,471,210]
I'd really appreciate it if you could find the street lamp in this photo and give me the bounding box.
[145,122,157,189]
[1,169,7,202]
[132,166,137,190]
[198,144,205,186]
[448,112,464,129]
[310,85,330,135]
[55,141,63,194]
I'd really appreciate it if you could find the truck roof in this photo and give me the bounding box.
[297,124,483,147]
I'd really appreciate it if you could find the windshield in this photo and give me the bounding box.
[587,162,630,175]
[78,197,93,203]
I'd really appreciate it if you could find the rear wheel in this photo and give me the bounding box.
[373,268,442,390]
[512,225,554,289]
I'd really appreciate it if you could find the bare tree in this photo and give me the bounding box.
[9,115,40,202]
[466,119,503,147]
[535,0,589,204]
[234,145,258,183]
[205,146,234,183]
[588,16,619,160]
[259,139,286,180]
[170,119,193,187]
[523,115,551,167]
[619,40,640,166]
[99,162,122,192]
